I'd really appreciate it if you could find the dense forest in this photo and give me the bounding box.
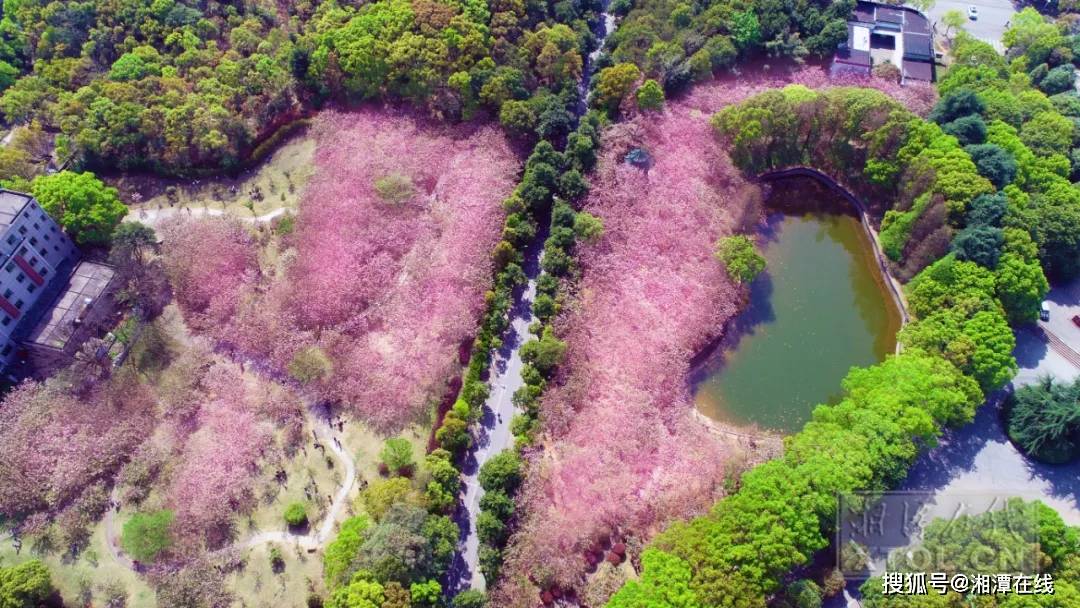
[597,0,851,93]
[0,0,601,174]
[0,0,866,177]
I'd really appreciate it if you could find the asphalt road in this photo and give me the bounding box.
[922,0,1016,51]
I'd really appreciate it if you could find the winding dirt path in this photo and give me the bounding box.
[126,205,289,227]
[103,408,356,569]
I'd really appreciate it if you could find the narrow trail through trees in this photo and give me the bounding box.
[444,3,619,597]
[128,204,289,227]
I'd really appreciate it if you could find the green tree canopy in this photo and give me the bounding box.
[327,573,384,608]
[30,170,126,245]
[324,515,372,589]
[593,63,641,113]
[607,549,701,608]
[109,221,157,267]
[359,477,423,522]
[965,144,1017,190]
[951,225,1004,268]
[520,326,566,376]
[930,89,985,125]
[636,79,665,112]
[942,114,987,146]
[715,235,765,284]
[120,510,175,563]
[478,450,522,494]
[1008,376,1080,463]
[0,560,53,608]
[451,589,487,608]
[284,502,308,526]
[380,438,415,476]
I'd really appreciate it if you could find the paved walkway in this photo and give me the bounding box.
[1036,324,1080,370]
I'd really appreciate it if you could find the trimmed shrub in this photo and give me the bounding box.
[121,510,175,563]
[284,502,308,527]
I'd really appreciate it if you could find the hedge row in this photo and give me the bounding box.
[431,113,604,592]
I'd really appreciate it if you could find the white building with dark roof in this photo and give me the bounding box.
[0,189,115,374]
[831,1,936,84]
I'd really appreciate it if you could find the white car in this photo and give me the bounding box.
[968,6,979,19]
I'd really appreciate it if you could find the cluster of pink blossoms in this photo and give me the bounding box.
[496,65,933,603]
[163,109,519,431]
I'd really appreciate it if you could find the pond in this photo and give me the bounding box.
[692,186,903,433]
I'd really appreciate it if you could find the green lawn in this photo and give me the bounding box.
[225,542,323,608]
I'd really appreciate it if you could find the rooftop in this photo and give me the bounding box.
[902,59,934,82]
[26,261,114,350]
[835,1,934,84]
[0,190,31,230]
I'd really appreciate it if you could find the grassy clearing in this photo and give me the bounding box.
[225,542,323,608]
[343,420,431,485]
[0,523,157,608]
[241,432,339,536]
[118,130,315,220]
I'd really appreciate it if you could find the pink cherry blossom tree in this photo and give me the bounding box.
[161,109,519,432]
[0,373,156,521]
[493,66,930,605]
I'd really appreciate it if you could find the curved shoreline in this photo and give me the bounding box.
[759,167,912,346]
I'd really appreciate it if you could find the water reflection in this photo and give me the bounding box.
[692,209,901,432]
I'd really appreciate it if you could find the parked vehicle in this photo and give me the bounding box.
[1071,315,1080,328]
[1040,301,1051,321]
[968,6,979,19]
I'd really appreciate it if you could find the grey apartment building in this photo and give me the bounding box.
[0,189,115,374]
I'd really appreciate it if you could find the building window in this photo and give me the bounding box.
[49,226,55,233]
[15,273,24,284]
[31,223,38,230]
[15,299,23,310]
[17,247,26,256]
[1,316,10,327]
[28,237,36,246]
[28,257,36,267]
[43,233,49,242]
[5,235,14,246]
[4,263,13,273]
[30,202,36,209]
[38,249,46,258]
[17,226,25,235]
[25,284,33,294]
[4,289,12,299]
[2,345,11,357]
[39,268,47,277]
